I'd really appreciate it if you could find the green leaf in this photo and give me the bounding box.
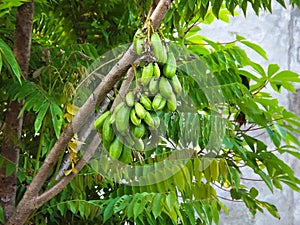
[0,38,21,84]
[57,203,66,216]
[103,198,118,223]
[271,70,300,82]
[166,191,177,210]
[133,194,148,220]
[212,0,222,18]
[0,205,4,224]
[239,39,268,60]
[267,64,280,77]
[182,203,195,225]
[255,169,273,192]
[152,194,164,219]
[50,104,63,139]
[68,201,78,214]
[0,52,2,73]
[249,187,259,198]
[6,160,16,177]
[34,102,50,134]
[113,195,132,213]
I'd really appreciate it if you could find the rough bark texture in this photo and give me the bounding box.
[6,1,173,224]
[0,1,34,223]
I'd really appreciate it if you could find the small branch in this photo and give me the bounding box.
[240,177,264,182]
[217,195,243,203]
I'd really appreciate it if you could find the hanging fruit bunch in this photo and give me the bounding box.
[94,25,182,163]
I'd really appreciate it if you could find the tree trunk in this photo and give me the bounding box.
[0,1,34,223]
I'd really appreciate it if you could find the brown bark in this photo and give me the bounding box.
[0,1,34,223]
[6,1,173,224]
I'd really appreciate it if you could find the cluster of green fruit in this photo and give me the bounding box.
[94,32,182,163]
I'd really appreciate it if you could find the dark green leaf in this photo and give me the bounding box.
[0,39,22,84]
[103,198,118,223]
[0,205,4,224]
[50,104,63,139]
[34,102,50,134]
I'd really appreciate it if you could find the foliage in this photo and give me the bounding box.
[0,0,300,225]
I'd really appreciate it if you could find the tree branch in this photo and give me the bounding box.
[7,1,173,224]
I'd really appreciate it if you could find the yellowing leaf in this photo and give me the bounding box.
[67,103,79,115]
[64,113,73,122]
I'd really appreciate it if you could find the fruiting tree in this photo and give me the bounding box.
[0,0,300,224]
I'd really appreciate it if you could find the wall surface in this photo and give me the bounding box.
[200,3,300,225]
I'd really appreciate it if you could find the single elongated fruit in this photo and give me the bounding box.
[102,115,115,144]
[170,75,182,96]
[134,138,144,152]
[122,133,136,147]
[144,111,155,127]
[152,94,166,111]
[166,93,177,112]
[110,102,125,124]
[151,33,167,64]
[133,29,144,55]
[163,51,177,78]
[94,111,111,131]
[130,108,141,126]
[132,123,146,138]
[125,91,135,107]
[153,62,161,78]
[115,104,131,133]
[109,137,123,159]
[134,102,146,119]
[141,63,153,86]
[159,77,174,100]
[150,113,160,129]
[139,94,152,111]
[119,145,133,163]
[149,77,159,94]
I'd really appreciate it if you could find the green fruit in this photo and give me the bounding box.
[102,139,110,151]
[110,102,125,124]
[170,75,182,97]
[153,62,161,78]
[132,123,146,138]
[94,111,111,131]
[134,102,146,119]
[123,133,136,147]
[109,137,123,159]
[133,29,144,55]
[119,145,133,163]
[130,108,141,126]
[163,51,177,78]
[144,111,155,127]
[125,91,135,107]
[152,93,166,111]
[166,93,177,112]
[115,104,131,133]
[139,94,152,111]
[150,113,160,129]
[159,77,174,100]
[149,77,159,94]
[134,138,144,152]
[141,63,153,86]
[102,115,115,144]
[151,33,167,64]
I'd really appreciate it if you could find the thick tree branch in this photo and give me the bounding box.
[7,1,173,224]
